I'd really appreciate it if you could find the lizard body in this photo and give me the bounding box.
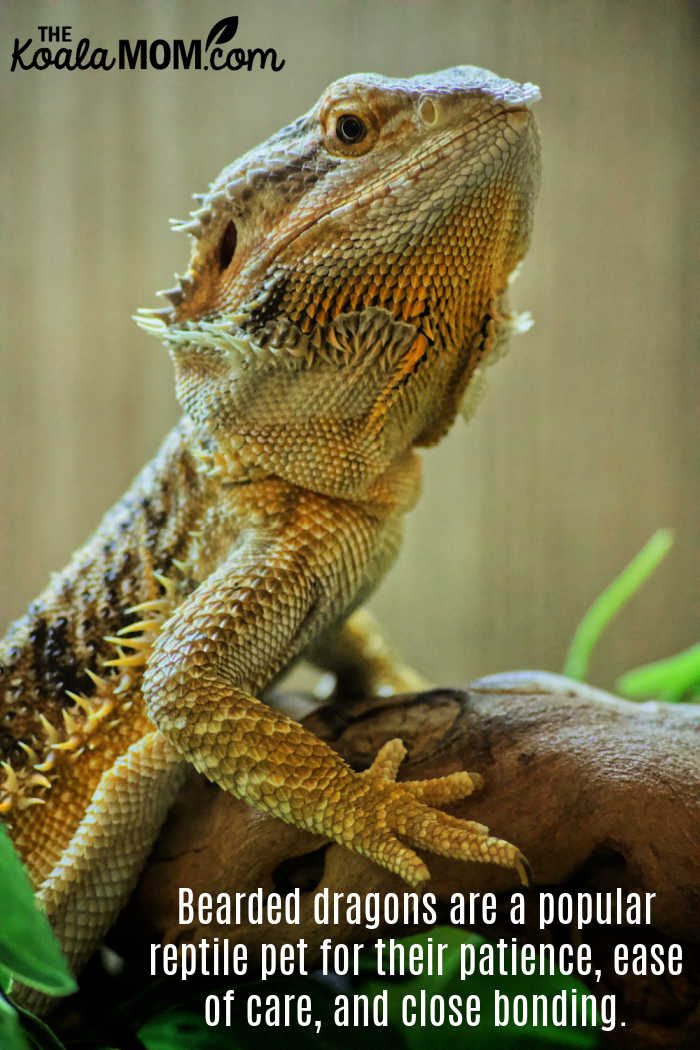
[1,66,540,991]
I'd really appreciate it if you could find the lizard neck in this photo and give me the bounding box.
[192,416,423,510]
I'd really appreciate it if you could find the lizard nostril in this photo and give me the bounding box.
[218,220,237,272]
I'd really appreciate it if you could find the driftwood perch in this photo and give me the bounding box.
[101,674,699,1048]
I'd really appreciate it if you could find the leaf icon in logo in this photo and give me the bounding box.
[205,16,239,51]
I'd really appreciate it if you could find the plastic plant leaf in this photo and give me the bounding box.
[0,826,76,996]
[0,987,30,1050]
[617,642,700,703]
[564,529,673,682]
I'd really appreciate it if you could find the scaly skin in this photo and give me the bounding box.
[0,67,540,991]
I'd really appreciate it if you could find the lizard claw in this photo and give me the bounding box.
[349,738,528,887]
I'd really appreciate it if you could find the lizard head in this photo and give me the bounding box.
[137,67,540,497]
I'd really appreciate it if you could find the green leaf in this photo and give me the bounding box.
[0,986,30,1050]
[8,995,69,1050]
[0,962,13,994]
[617,643,700,703]
[0,826,76,996]
[564,529,674,681]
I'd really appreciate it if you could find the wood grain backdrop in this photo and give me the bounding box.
[1,0,697,691]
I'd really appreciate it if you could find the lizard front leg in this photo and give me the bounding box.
[141,483,527,886]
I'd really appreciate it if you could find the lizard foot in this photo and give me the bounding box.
[344,738,529,887]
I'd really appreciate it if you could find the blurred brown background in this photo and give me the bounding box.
[1,1,696,692]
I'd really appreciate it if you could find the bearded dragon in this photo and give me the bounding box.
[0,66,541,991]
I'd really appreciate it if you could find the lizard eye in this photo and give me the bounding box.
[322,106,377,157]
[335,113,367,144]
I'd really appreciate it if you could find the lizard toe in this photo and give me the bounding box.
[401,770,484,804]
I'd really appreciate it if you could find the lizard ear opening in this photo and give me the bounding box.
[218,221,237,272]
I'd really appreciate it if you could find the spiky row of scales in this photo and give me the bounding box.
[0,574,178,818]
